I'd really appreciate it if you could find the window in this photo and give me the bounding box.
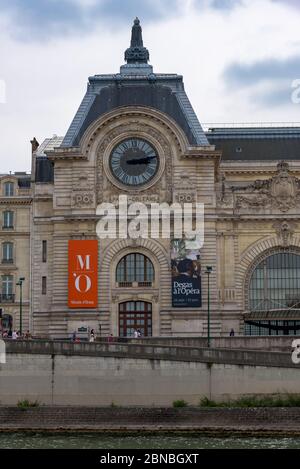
[42,276,47,295]
[1,275,14,302]
[249,253,300,312]
[2,242,13,263]
[246,252,300,336]
[42,240,47,263]
[119,302,152,337]
[4,182,14,197]
[3,211,14,229]
[116,254,154,285]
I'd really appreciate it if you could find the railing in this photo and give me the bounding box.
[0,294,15,303]
[1,259,13,264]
[118,282,133,288]
[118,282,153,288]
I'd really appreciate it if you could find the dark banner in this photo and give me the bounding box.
[171,239,202,308]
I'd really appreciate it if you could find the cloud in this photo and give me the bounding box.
[0,0,182,41]
[224,56,300,107]
[224,56,300,87]
[273,0,300,9]
[209,0,242,9]
[0,0,255,42]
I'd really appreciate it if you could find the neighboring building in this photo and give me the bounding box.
[0,172,31,333]
[2,19,300,338]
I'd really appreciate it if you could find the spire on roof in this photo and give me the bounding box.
[125,18,149,64]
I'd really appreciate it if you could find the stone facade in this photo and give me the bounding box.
[2,21,300,339]
[0,173,31,333]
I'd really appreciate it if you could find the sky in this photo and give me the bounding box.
[0,0,300,172]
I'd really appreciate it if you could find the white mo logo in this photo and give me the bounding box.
[73,255,92,293]
[0,339,6,364]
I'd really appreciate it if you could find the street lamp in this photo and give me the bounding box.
[16,277,25,336]
[205,267,212,348]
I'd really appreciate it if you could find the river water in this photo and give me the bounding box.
[0,434,300,449]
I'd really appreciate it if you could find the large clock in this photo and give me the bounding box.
[110,138,159,187]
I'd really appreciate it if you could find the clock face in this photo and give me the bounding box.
[110,138,159,186]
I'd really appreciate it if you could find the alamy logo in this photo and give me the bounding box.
[0,80,6,104]
[292,339,300,364]
[96,195,204,244]
[0,339,6,364]
[291,79,300,104]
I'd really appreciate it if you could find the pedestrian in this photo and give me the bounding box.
[137,329,142,338]
[230,329,235,337]
[108,334,114,343]
[133,329,138,338]
[72,331,77,342]
[90,329,95,342]
[12,330,18,340]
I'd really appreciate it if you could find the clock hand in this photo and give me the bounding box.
[127,156,157,165]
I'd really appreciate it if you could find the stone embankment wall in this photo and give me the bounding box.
[0,341,299,406]
[0,407,300,434]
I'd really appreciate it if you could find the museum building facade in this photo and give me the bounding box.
[2,19,300,338]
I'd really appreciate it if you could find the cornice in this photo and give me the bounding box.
[183,147,221,160]
[0,197,32,205]
[46,147,86,161]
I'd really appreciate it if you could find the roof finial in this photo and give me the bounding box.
[125,18,149,64]
[131,17,143,47]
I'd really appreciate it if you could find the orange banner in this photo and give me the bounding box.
[68,240,98,309]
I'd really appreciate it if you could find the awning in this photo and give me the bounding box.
[244,310,300,321]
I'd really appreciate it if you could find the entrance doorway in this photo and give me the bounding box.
[119,302,152,337]
[1,314,13,331]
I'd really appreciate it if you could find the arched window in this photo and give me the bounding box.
[246,252,300,336]
[116,254,154,285]
[2,242,13,263]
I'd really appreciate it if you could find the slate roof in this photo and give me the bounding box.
[61,19,208,148]
[34,136,62,183]
[61,73,209,148]
[206,127,300,161]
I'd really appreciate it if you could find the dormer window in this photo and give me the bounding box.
[4,182,14,197]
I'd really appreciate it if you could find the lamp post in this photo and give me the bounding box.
[205,267,212,348]
[16,277,25,336]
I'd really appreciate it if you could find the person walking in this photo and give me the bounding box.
[90,329,96,342]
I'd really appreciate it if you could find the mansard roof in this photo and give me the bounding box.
[61,19,209,149]
[206,127,300,161]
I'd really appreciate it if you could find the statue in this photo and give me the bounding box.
[131,17,143,48]
[125,18,150,64]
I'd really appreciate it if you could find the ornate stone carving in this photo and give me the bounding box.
[111,294,119,304]
[233,162,300,213]
[152,294,159,303]
[217,175,233,207]
[175,191,196,203]
[72,192,95,208]
[273,220,296,247]
[75,174,89,191]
